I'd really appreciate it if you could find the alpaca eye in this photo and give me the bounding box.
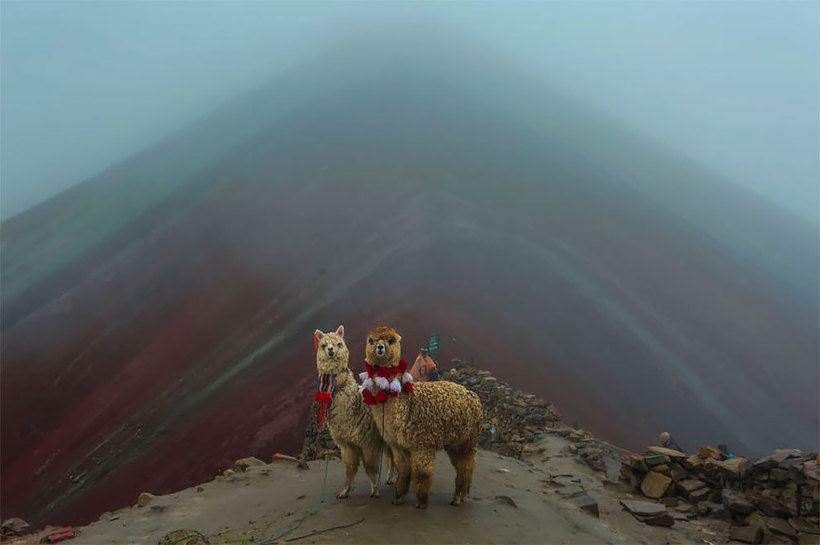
[387,338,395,345]
[322,343,326,348]
[368,338,374,344]
[336,342,342,347]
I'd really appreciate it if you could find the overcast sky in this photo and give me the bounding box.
[1,1,817,222]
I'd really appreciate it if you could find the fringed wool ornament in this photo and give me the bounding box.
[361,359,413,405]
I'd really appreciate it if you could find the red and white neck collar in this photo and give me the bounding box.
[360,359,414,404]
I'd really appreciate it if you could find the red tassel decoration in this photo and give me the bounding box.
[314,374,336,430]
[317,402,329,429]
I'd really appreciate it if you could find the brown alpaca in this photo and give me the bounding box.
[314,326,395,498]
[362,326,482,508]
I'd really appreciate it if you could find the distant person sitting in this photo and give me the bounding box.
[410,347,438,382]
[659,431,684,453]
[717,443,735,460]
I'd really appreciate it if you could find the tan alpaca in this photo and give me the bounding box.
[314,326,394,498]
[362,326,482,508]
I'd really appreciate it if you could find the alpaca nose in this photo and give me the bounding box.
[328,347,335,356]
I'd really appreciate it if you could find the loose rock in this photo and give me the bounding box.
[573,495,599,518]
[234,457,265,472]
[646,446,686,458]
[495,495,518,508]
[723,489,756,515]
[641,471,672,499]
[730,523,763,544]
[1,518,31,536]
[137,492,155,507]
[620,499,668,516]
[767,517,798,539]
[158,529,210,545]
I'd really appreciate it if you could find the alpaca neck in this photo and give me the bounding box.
[332,369,354,392]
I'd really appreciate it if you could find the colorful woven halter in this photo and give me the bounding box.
[313,373,336,429]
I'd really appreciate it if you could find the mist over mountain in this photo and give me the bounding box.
[1,25,817,527]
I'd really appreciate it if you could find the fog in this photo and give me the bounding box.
[1,1,817,222]
[3,2,819,525]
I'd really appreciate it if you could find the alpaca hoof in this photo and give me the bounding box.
[416,503,427,509]
[370,489,380,498]
[386,478,395,485]
[392,497,404,505]
[450,497,462,506]
[336,491,350,499]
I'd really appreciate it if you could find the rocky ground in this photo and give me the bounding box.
[3,363,817,545]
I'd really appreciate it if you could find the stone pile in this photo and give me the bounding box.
[440,362,561,459]
[619,445,819,543]
[300,361,562,461]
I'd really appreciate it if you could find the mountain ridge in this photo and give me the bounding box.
[2,28,816,526]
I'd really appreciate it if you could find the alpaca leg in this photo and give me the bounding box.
[462,445,477,497]
[446,443,477,506]
[361,445,383,498]
[337,443,361,499]
[392,446,411,505]
[411,448,436,509]
[384,446,396,485]
[445,446,465,505]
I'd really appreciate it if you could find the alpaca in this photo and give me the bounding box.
[314,325,394,498]
[361,325,482,508]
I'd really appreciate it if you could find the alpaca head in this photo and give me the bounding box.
[365,325,402,367]
[314,325,349,375]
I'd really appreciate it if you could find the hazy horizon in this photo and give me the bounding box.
[1,1,818,222]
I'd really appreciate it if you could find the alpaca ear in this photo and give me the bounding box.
[336,325,344,337]
[397,334,402,342]
[314,329,324,340]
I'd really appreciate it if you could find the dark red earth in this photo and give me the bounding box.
[2,35,817,527]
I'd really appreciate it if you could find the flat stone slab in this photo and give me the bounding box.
[767,517,797,538]
[550,474,582,487]
[678,479,707,493]
[557,485,586,499]
[635,511,674,527]
[619,499,667,517]
[573,495,599,518]
[790,517,820,534]
[644,454,671,466]
[646,446,686,458]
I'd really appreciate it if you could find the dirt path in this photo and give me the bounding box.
[65,434,731,544]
